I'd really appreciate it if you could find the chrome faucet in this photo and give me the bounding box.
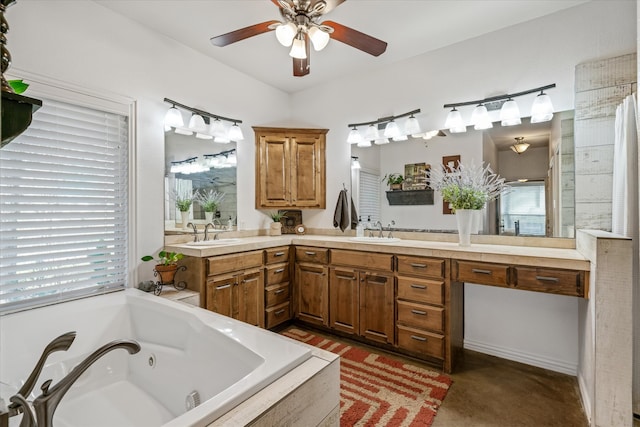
[387,220,396,238]
[374,221,383,238]
[212,218,223,229]
[2,333,140,427]
[204,222,215,241]
[186,222,199,242]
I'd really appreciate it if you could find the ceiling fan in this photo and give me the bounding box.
[209,0,388,77]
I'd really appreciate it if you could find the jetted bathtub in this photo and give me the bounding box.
[0,289,312,427]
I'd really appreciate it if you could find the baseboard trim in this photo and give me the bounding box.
[463,339,578,375]
[577,373,593,425]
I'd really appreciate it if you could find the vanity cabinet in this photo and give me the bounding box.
[264,246,292,329]
[294,247,330,327]
[205,251,264,328]
[253,127,328,209]
[329,250,395,345]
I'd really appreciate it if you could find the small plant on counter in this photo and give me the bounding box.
[430,161,507,211]
[141,250,184,266]
[172,188,200,212]
[196,189,226,213]
[268,211,287,222]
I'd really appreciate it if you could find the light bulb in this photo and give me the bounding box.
[531,92,554,123]
[210,118,226,138]
[383,121,400,139]
[471,104,493,130]
[364,124,380,141]
[228,123,244,141]
[357,139,372,148]
[347,127,363,144]
[289,35,307,59]
[500,99,521,126]
[164,106,184,128]
[188,114,207,133]
[404,115,421,135]
[444,108,465,132]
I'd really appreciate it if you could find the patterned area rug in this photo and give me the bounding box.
[281,328,452,427]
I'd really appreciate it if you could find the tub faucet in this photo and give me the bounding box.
[30,339,140,427]
[186,222,199,242]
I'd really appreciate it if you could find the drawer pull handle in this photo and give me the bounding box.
[274,252,285,257]
[411,309,427,316]
[274,309,286,316]
[337,275,356,280]
[410,263,427,268]
[472,269,492,275]
[274,268,285,273]
[410,284,427,290]
[274,289,286,295]
[410,335,427,342]
[216,284,231,290]
[536,276,560,283]
[305,251,317,256]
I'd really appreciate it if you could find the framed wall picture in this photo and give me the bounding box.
[403,162,430,190]
[442,155,461,214]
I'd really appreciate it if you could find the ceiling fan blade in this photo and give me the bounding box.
[322,20,387,56]
[210,21,280,47]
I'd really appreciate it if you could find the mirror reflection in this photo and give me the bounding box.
[164,132,237,233]
[351,111,575,238]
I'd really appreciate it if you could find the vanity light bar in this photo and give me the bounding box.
[164,98,242,125]
[347,108,421,129]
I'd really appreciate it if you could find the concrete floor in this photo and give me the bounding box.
[286,326,591,426]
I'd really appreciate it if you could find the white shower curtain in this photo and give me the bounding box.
[613,93,639,416]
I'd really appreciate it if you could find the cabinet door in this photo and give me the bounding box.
[295,263,328,326]
[257,132,290,208]
[329,267,359,335]
[359,272,394,344]
[206,274,235,318]
[290,133,325,208]
[237,269,264,328]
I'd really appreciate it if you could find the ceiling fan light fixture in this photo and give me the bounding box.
[404,115,421,136]
[308,26,330,51]
[383,120,400,139]
[500,98,521,126]
[347,127,363,144]
[164,106,184,128]
[289,34,307,59]
[275,22,297,47]
[530,91,554,123]
[228,122,244,141]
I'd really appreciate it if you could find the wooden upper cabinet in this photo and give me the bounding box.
[254,127,327,209]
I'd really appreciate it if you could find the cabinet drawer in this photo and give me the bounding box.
[396,256,445,279]
[453,260,510,287]
[512,266,586,297]
[265,262,290,285]
[266,301,291,329]
[397,277,444,305]
[265,282,290,307]
[295,247,329,264]
[397,301,444,332]
[207,251,263,276]
[330,249,393,272]
[264,246,290,265]
[397,325,444,359]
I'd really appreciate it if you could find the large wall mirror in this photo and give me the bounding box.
[164,132,237,233]
[351,111,575,238]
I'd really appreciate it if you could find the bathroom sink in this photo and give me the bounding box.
[349,237,401,243]
[186,239,241,246]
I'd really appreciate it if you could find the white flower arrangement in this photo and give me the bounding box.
[196,189,226,213]
[171,188,200,212]
[430,161,508,211]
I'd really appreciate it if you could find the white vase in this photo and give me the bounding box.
[455,209,475,246]
[205,211,214,224]
[180,210,189,229]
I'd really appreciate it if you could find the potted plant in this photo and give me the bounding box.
[172,188,199,229]
[382,173,404,191]
[430,161,507,246]
[141,250,184,284]
[267,211,287,236]
[196,189,225,223]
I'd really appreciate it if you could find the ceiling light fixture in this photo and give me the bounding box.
[443,83,556,132]
[163,98,243,142]
[347,109,422,147]
[510,137,530,154]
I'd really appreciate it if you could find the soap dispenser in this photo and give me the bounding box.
[356,216,364,237]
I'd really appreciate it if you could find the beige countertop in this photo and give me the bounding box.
[165,234,590,271]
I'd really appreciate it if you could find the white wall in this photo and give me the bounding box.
[498,146,548,182]
[7,0,291,280]
[289,0,636,373]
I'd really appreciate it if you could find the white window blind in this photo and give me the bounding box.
[0,98,129,314]
[358,170,380,223]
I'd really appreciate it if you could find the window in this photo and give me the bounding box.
[499,182,546,236]
[358,170,380,223]
[0,97,129,314]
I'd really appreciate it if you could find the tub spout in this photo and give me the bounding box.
[31,339,140,427]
